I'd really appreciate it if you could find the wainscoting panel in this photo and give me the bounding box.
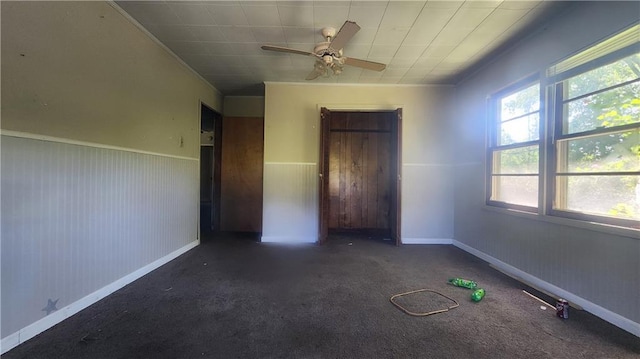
[1,134,199,347]
[262,162,318,243]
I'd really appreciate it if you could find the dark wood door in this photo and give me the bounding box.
[319,109,402,244]
[220,116,264,232]
[329,112,392,232]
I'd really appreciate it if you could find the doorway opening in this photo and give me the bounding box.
[200,102,222,240]
[318,108,402,246]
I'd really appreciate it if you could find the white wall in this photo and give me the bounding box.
[0,1,222,351]
[263,83,454,243]
[452,1,640,335]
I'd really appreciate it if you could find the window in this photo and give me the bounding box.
[487,24,640,230]
[550,52,640,227]
[487,79,541,211]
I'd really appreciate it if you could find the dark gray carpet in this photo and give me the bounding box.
[4,234,639,358]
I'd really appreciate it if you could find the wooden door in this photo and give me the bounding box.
[319,109,402,244]
[220,117,264,232]
[329,112,391,232]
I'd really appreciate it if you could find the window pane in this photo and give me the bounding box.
[556,175,640,220]
[564,81,640,134]
[491,175,538,207]
[493,146,539,174]
[500,83,540,121]
[566,53,640,99]
[558,129,640,172]
[499,113,539,145]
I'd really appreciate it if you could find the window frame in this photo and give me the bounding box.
[546,45,640,229]
[486,74,543,212]
[485,30,640,231]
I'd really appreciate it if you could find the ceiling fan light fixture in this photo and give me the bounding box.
[261,21,387,80]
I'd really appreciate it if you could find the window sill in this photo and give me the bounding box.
[482,205,640,239]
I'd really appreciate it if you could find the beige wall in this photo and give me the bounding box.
[263,83,454,242]
[264,83,453,164]
[224,96,265,118]
[1,1,222,158]
[1,1,222,350]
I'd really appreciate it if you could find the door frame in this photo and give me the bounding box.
[199,101,222,239]
[318,107,403,245]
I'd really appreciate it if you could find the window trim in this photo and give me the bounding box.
[486,74,542,212]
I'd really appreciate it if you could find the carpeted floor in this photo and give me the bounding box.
[4,233,639,358]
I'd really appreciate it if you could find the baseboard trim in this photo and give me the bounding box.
[401,238,453,245]
[0,240,200,354]
[261,236,317,243]
[452,240,640,337]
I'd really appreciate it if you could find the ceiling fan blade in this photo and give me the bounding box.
[329,21,360,52]
[261,45,316,57]
[343,57,386,72]
[305,68,323,80]
[306,61,327,80]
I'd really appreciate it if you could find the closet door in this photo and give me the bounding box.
[220,117,264,232]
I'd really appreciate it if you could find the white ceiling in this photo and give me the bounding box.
[115,0,569,96]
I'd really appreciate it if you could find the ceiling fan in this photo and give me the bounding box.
[261,21,386,80]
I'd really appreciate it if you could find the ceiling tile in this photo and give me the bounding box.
[348,27,378,45]
[278,5,314,26]
[402,7,458,46]
[389,58,417,68]
[382,68,409,77]
[373,27,410,45]
[445,7,495,30]
[404,67,429,78]
[153,25,198,42]
[498,1,541,10]
[114,0,565,95]
[412,57,443,70]
[206,4,249,26]
[379,2,425,29]
[283,27,317,44]
[344,44,372,58]
[120,2,181,25]
[394,45,427,59]
[346,3,387,28]
[220,26,257,43]
[252,27,286,43]
[462,1,504,9]
[424,1,464,9]
[187,26,226,42]
[429,27,473,47]
[200,42,236,55]
[421,45,456,60]
[242,4,281,26]
[368,44,400,58]
[480,8,530,30]
[168,3,216,25]
[165,41,212,55]
[313,6,350,29]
